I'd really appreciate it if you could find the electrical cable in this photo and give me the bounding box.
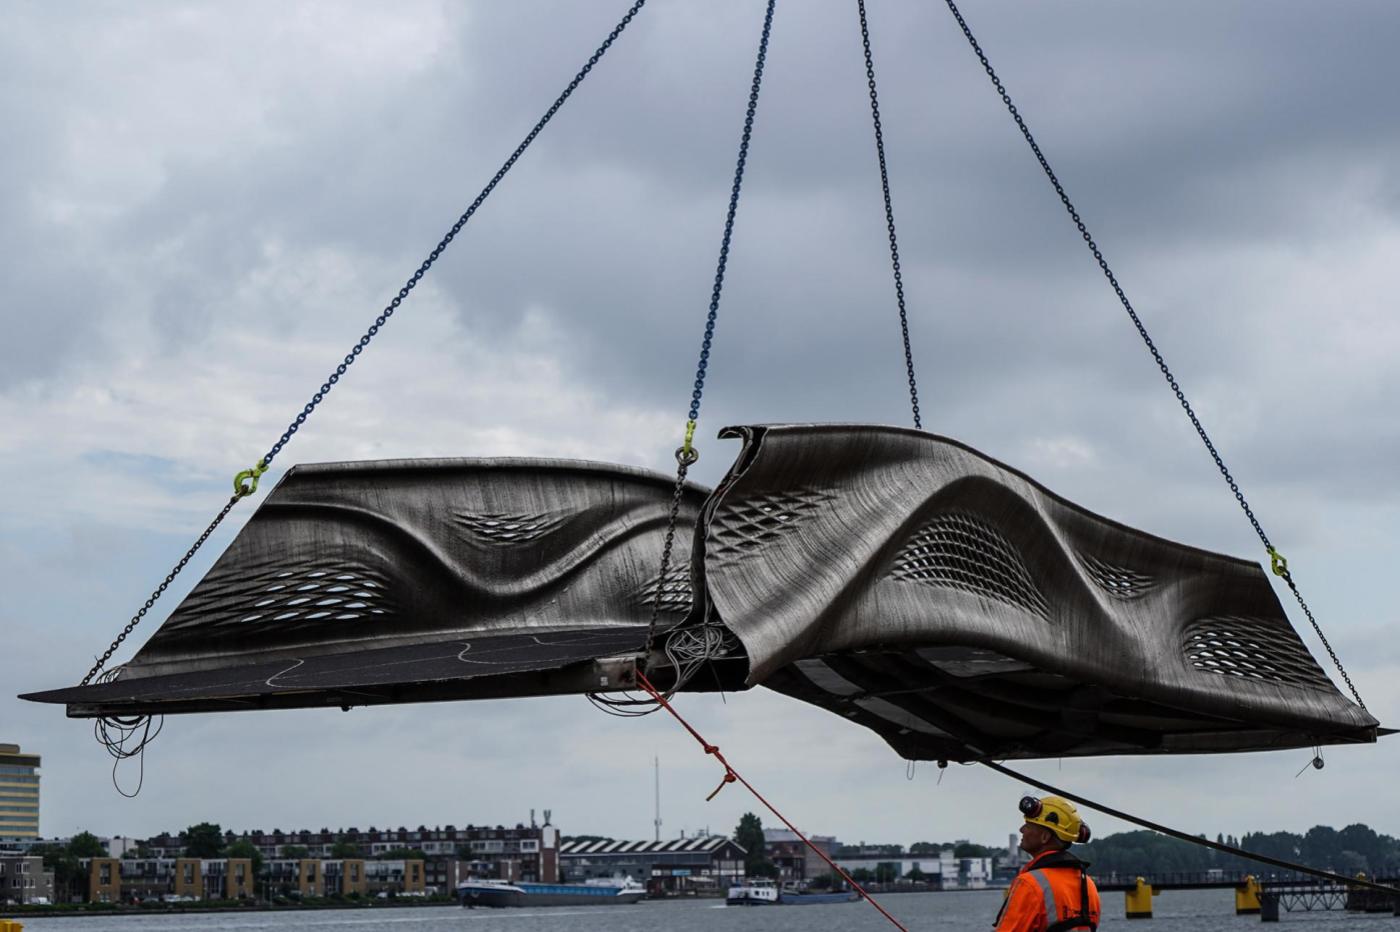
[982,759,1400,896]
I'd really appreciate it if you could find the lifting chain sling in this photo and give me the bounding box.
[940,0,1365,710]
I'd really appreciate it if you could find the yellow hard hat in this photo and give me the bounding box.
[1018,795,1090,844]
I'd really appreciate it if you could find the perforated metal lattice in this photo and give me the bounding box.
[708,489,834,557]
[238,567,390,624]
[1079,553,1155,599]
[1182,616,1335,689]
[454,510,561,544]
[889,512,1050,618]
[636,565,693,614]
[161,559,395,631]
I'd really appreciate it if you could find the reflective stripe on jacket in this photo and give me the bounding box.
[994,850,1101,932]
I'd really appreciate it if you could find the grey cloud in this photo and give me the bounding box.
[3,0,1399,845]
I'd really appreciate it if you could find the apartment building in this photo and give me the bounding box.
[0,854,54,904]
[763,828,839,883]
[0,744,40,840]
[263,857,420,898]
[140,817,560,884]
[86,857,257,903]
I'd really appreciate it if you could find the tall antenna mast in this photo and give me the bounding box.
[653,755,662,842]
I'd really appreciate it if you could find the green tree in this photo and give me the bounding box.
[182,822,226,858]
[226,839,264,875]
[732,813,775,877]
[909,842,942,855]
[330,840,362,859]
[68,831,108,859]
[281,845,310,859]
[1301,826,1340,868]
[1338,825,1383,870]
[953,842,994,859]
[906,865,927,882]
[33,844,83,902]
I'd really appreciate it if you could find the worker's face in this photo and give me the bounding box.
[1018,822,1054,856]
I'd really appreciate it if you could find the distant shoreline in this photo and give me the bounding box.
[3,886,1012,920]
[0,899,461,921]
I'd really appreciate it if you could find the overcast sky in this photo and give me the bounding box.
[3,1,1399,855]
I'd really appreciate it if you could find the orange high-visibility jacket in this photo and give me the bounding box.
[994,849,1101,932]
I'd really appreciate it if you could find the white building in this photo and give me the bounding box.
[832,848,992,888]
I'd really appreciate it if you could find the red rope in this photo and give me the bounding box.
[635,671,910,931]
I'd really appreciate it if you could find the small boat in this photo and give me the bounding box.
[458,876,646,908]
[727,878,779,905]
[728,879,860,906]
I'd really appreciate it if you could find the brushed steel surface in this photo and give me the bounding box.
[22,426,1383,761]
[689,424,1378,760]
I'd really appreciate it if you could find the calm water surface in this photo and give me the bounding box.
[12,890,1398,931]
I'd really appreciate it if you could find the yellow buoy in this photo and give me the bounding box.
[1125,877,1155,919]
[1235,874,1262,914]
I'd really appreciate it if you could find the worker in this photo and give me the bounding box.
[993,795,1101,931]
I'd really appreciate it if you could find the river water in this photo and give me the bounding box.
[10,890,1398,930]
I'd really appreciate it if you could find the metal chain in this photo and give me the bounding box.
[642,453,694,665]
[263,0,649,469]
[79,0,652,687]
[858,0,922,430]
[81,495,241,686]
[687,0,777,426]
[1279,571,1365,711]
[646,0,778,670]
[940,0,1365,711]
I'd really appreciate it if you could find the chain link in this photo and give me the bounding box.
[858,0,922,430]
[642,452,695,665]
[688,0,777,425]
[81,495,242,686]
[263,0,650,469]
[649,0,777,673]
[79,0,652,687]
[941,0,1365,710]
[1280,571,1366,711]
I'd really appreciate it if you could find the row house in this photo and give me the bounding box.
[263,857,424,897]
[84,857,255,903]
[265,858,371,898]
[216,819,559,883]
[84,856,426,903]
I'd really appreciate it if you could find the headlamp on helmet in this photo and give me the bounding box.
[1019,795,1091,844]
